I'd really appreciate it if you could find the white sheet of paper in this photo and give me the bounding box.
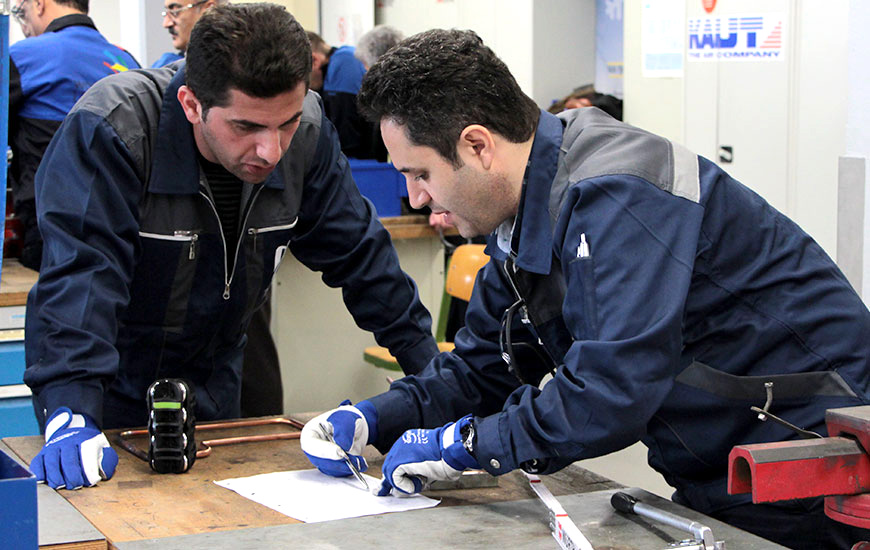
[215,469,440,523]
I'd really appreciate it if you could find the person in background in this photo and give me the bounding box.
[548,83,623,121]
[354,25,403,69]
[7,0,139,270]
[25,4,438,491]
[305,30,379,160]
[301,29,870,550]
[353,25,404,163]
[306,31,331,94]
[152,0,226,67]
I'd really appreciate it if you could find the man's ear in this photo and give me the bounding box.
[177,85,204,125]
[458,125,496,170]
[33,0,46,16]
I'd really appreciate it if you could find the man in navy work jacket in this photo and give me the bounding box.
[25,4,438,491]
[300,29,870,549]
[8,0,139,270]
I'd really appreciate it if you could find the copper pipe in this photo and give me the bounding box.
[116,417,305,462]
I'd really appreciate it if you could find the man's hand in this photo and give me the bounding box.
[377,415,479,496]
[29,407,118,490]
[301,400,378,477]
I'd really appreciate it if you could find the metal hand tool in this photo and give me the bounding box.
[611,491,725,550]
[320,422,369,491]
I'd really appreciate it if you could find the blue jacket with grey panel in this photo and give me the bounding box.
[367,108,870,513]
[8,14,139,268]
[23,62,439,429]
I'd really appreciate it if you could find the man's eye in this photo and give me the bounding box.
[415,172,428,182]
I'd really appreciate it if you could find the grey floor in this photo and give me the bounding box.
[577,442,674,498]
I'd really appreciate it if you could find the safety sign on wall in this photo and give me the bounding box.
[687,14,786,62]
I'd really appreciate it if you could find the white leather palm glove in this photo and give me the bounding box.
[29,407,118,490]
[377,415,480,496]
[301,400,378,477]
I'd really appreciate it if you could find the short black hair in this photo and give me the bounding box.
[185,3,311,112]
[57,0,88,12]
[358,29,539,166]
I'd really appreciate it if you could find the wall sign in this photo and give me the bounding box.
[688,13,786,62]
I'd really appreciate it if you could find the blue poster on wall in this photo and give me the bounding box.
[595,0,624,99]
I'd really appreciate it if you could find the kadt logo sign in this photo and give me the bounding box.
[703,0,716,14]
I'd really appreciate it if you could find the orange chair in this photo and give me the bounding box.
[363,244,489,371]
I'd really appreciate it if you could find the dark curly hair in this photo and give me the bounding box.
[358,29,539,167]
[185,3,311,113]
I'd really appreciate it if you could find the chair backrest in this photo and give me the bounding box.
[445,244,489,302]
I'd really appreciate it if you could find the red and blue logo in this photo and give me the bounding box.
[688,14,785,61]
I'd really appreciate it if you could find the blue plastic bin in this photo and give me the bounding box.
[0,448,37,549]
[348,159,404,217]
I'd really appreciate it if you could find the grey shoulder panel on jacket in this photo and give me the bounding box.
[68,66,179,181]
[549,108,700,219]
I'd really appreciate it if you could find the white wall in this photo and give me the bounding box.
[844,1,870,298]
[376,0,595,109]
[533,0,596,109]
[623,0,683,142]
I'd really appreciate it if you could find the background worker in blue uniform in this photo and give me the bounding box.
[306,30,382,161]
[151,0,226,68]
[301,29,870,549]
[7,0,139,270]
[25,4,439,491]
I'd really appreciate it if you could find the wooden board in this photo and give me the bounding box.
[4,414,618,548]
[0,258,39,307]
[381,214,459,240]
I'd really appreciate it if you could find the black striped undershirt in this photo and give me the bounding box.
[199,154,244,272]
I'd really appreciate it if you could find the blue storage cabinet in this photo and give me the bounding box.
[0,322,38,438]
[348,159,404,217]
[0,261,41,438]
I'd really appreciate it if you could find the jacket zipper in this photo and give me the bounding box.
[199,186,265,300]
[138,230,199,260]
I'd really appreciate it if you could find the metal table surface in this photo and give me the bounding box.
[114,486,786,550]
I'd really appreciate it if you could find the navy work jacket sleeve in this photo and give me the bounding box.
[276,113,439,374]
[370,172,703,475]
[24,110,142,424]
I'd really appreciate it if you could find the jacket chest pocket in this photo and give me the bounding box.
[243,220,297,304]
[126,230,204,332]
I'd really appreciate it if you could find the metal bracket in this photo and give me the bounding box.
[751,381,822,439]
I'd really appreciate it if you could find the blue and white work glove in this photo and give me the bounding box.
[301,400,378,477]
[29,407,119,490]
[377,415,480,496]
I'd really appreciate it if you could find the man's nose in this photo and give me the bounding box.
[256,131,284,166]
[405,177,430,210]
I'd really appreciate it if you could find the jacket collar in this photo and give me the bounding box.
[45,14,96,33]
[148,63,286,194]
[485,110,564,274]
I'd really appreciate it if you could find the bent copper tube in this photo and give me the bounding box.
[116,417,305,462]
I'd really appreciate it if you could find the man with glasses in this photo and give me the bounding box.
[152,0,225,67]
[25,4,437,491]
[8,0,139,270]
[301,29,870,549]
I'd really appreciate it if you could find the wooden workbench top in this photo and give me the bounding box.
[381,214,459,240]
[0,258,39,307]
[3,415,617,548]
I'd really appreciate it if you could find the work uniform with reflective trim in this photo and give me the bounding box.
[24,62,439,430]
[368,109,870,544]
[8,13,140,269]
